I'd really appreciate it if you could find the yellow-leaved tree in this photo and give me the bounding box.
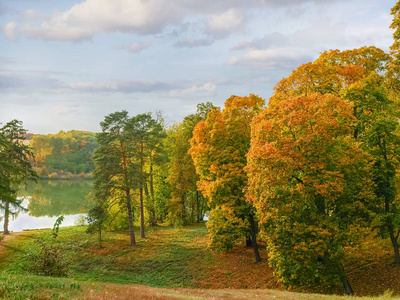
[190,94,264,262]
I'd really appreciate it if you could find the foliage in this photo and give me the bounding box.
[91,110,138,246]
[246,93,375,292]
[27,217,71,277]
[165,102,215,226]
[91,111,165,245]
[86,192,109,248]
[26,238,71,277]
[190,94,264,261]
[0,120,39,234]
[52,215,65,239]
[30,130,98,175]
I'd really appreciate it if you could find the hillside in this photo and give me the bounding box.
[0,224,399,299]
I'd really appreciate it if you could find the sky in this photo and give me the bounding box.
[0,0,396,134]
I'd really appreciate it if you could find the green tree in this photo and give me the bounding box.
[342,73,400,264]
[92,111,139,246]
[166,102,214,226]
[0,120,38,234]
[126,113,165,237]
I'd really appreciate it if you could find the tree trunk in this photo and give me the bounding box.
[145,171,156,226]
[98,222,103,248]
[340,263,353,295]
[121,142,136,246]
[3,201,10,235]
[246,235,252,247]
[248,213,261,263]
[140,186,145,238]
[126,188,136,246]
[196,190,200,223]
[140,140,145,238]
[342,277,353,295]
[387,215,400,264]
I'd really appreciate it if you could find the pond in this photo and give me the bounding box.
[8,179,93,232]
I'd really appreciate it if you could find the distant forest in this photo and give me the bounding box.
[29,130,98,177]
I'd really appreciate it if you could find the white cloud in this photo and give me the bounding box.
[4,22,18,40]
[123,42,151,53]
[166,82,217,98]
[22,9,45,21]
[69,79,170,93]
[4,0,339,41]
[227,48,312,70]
[206,8,244,38]
[16,0,185,41]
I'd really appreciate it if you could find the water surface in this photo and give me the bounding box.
[8,179,92,232]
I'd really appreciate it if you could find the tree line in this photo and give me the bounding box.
[30,130,98,176]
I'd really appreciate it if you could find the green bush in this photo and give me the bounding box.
[26,238,70,277]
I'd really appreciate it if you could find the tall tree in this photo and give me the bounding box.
[190,95,264,262]
[166,102,214,225]
[343,72,400,264]
[126,113,165,238]
[246,93,375,294]
[92,111,138,246]
[0,120,38,234]
[271,45,400,264]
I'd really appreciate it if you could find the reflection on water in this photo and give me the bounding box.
[8,179,92,232]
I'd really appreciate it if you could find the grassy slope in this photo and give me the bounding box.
[0,224,399,299]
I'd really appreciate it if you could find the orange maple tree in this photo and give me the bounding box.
[190,94,264,262]
[246,93,375,294]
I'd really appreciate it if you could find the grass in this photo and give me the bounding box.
[0,274,84,300]
[0,223,400,299]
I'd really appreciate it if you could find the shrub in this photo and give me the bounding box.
[26,238,70,277]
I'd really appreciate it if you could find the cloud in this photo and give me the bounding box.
[122,42,151,53]
[165,82,217,98]
[4,22,18,40]
[206,8,245,38]
[13,0,180,41]
[0,70,218,97]
[53,102,81,116]
[69,79,171,93]
[232,32,290,51]
[227,48,313,70]
[174,38,214,48]
[0,71,63,92]
[22,9,45,21]
[4,0,343,41]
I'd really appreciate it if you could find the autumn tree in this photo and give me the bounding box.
[166,102,215,225]
[190,95,264,262]
[246,93,375,294]
[270,44,400,264]
[0,120,38,234]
